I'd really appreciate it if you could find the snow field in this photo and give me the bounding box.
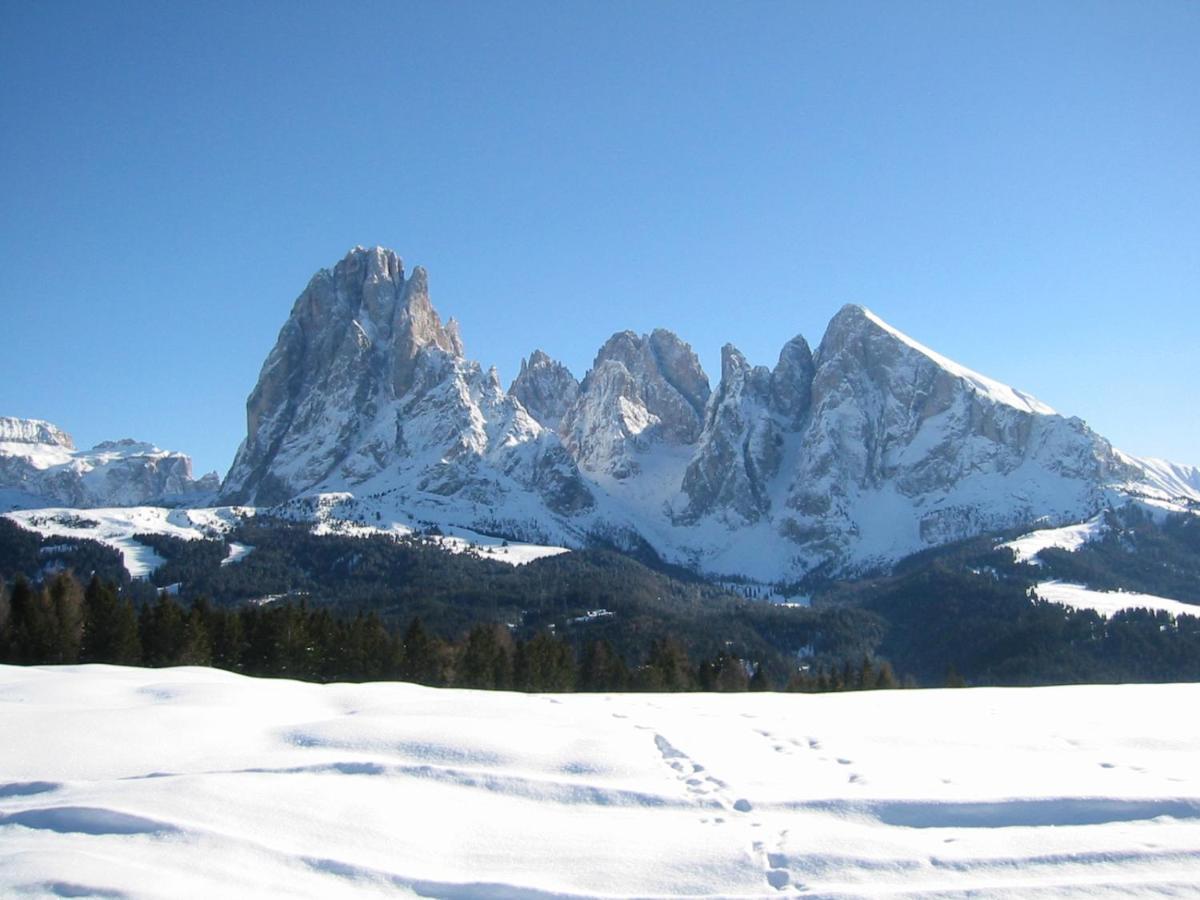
[1035,581,1200,618]
[4,506,246,578]
[4,502,566,580]
[1001,514,1108,565]
[2,666,1200,898]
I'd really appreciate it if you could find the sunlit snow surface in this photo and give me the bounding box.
[1000,514,1109,565]
[3,506,248,578]
[3,667,1200,898]
[1036,581,1200,618]
[3,503,567,578]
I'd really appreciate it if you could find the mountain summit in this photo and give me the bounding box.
[201,247,1200,578]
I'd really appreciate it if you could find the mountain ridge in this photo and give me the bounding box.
[0,415,219,511]
[210,247,1197,579]
[3,245,1197,582]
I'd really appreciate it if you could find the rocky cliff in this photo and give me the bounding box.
[217,247,1200,579]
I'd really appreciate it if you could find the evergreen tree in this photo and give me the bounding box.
[459,623,514,690]
[514,631,575,692]
[209,605,245,671]
[178,601,213,666]
[349,611,394,682]
[640,638,694,691]
[3,577,56,663]
[700,652,749,692]
[840,660,855,691]
[140,592,186,666]
[579,640,629,692]
[0,576,10,640]
[399,617,439,685]
[80,576,141,665]
[749,663,772,692]
[858,656,874,691]
[874,661,897,689]
[46,572,85,664]
[817,667,832,692]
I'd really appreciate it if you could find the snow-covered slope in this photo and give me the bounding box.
[2,497,567,579]
[0,417,219,511]
[3,506,248,577]
[1001,513,1110,564]
[2,665,1200,898]
[1035,580,1200,618]
[209,247,1200,581]
[1115,451,1200,510]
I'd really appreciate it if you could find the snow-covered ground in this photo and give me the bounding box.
[3,506,247,578]
[1036,581,1200,618]
[1001,514,1108,565]
[3,501,568,579]
[2,666,1199,898]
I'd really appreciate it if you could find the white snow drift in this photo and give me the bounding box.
[2,665,1200,898]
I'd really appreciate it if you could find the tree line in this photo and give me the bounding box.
[0,571,898,693]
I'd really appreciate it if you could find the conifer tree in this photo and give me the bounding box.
[140,592,186,666]
[4,577,55,663]
[579,640,629,692]
[514,631,575,692]
[0,576,10,639]
[749,663,772,692]
[641,638,694,691]
[858,656,874,691]
[47,572,84,664]
[209,605,245,671]
[874,661,897,689]
[460,623,514,690]
[400,617,438,685]
[714,654,749,692]
[81,576,141,665]
[178,602,213,666]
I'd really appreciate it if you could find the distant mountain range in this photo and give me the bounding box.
[4,245,1198,582]
[0,416,218,511]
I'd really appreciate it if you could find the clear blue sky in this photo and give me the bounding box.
[2,1,1197,477]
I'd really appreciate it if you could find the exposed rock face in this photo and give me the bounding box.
[680,337,815,523]
[770,335,816,429]
[224,247,466,505]
[776,305,1139,559]
[508,350,579,429]
[221,247,593,516]
[0,417,218,510]
[217,246,1198,579]
[680,337,814,523]
[560,329,710,477]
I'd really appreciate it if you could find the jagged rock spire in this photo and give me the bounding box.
[508,350,580,430]
[560,328,710,477]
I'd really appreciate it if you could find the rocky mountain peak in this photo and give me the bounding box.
[0,417,75,449]
[221,247,592,515]
[208,248,1196,581]
[509,350,580,429]
[679,344,779,523]
[769,335,815,428]
[561,329,711,476]
[224,247,471,504]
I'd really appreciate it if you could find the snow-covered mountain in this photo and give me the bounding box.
[209,246,1200,580]
[0,417,219,511]
[220,246,592,524]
